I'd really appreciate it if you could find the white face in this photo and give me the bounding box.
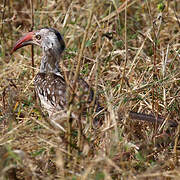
[34,28,61,52]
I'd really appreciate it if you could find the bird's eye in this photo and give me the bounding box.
[35,34,41,40]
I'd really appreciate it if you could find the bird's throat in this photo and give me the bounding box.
[40,55,61,75]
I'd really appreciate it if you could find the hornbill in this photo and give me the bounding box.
[11,27,177,130]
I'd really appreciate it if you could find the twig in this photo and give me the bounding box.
[100,0,138,22]
[120,0,128,92]
[1,0,6,57]
[174,124,180,166]
[30,0,36,101]
[173,2,180,28]
[30,0,35,77]
[66,0,94,156]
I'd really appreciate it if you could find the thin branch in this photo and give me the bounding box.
[30,0,35,78]
[120,0,128,92]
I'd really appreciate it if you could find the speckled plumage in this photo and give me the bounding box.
[34,71,96,114]
[12,27,102,130]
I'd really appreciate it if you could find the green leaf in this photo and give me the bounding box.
[85,40,92,47]
[95,172,105,180]
[31,148,46,157]
[135,152,145,162]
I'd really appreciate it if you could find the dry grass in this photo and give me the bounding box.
[0,0,180,179]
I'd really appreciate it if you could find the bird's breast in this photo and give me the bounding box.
[34,73,67,116]
[34,71,100,123]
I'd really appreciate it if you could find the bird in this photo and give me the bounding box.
[11,27,103,131]
[11,27,177,130]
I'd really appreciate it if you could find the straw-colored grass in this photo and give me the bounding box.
[0,0,180,179]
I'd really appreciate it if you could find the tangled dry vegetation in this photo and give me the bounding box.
[0,0,180,179]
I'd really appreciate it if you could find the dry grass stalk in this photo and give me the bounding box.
[0,0,180,179]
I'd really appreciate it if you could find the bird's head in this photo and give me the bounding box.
[12,27,65,58]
